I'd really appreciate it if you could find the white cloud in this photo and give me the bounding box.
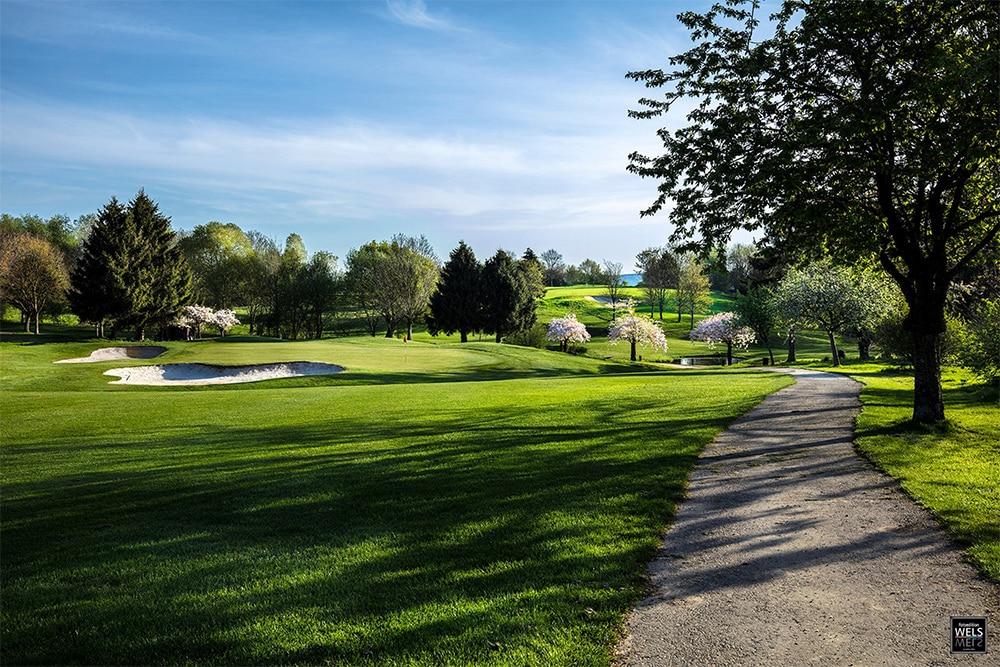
[382,0,462,32]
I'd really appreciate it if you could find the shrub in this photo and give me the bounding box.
[505,323,548,349]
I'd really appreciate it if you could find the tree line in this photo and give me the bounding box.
[0,192,551,344]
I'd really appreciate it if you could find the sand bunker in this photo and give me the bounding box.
[56,346,167,363]
[103,361,345,386]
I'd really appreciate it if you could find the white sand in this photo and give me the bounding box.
[56,346,167,363]
[103,361,345,386]
[585,296,616,306]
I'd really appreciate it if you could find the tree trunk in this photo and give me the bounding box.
[828,330,840,366]
[911,331,945,423]
[786,324,796,363]
[495,331,502,343]
[630,340,637,361]
[460,330,468,343]
[406,319,413,341]
[725,341,733,366]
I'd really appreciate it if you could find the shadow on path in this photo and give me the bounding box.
[616,368,999,666]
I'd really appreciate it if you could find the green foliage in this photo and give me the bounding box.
[954,299,1000,382]
[0,335,792,665]
[68,191,192,340]
[480,250,537,343]
[177,221,252,309]
[675,253,711,328]
[504,322,549,349]
[428,241,482,342]
[733,287,777,364]
[629,0,1000,422]
[0,232,70,334]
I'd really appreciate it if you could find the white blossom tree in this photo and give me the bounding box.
[546,313,591,352]
[689,312,756,366]
[210,309,240,337]
[774,261,891,367]
[180,305,215,339]
[608,310,668,361]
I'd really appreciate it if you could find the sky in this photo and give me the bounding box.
[1,0,718,270]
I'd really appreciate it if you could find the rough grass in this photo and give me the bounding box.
[835,364,1000,581]
[0,335,792,666]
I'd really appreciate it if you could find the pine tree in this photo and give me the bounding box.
[69,191,191,339]
[427,241,482,342]
[68,197,130,337]
[480,249,536,343]
[125,191,193,340]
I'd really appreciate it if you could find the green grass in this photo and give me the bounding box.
[834,364,1000,580]
[1,335,792,665]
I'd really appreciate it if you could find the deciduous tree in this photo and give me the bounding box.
[690,311,756,366]
[608,309,669,361]
[628,0,1000,421]
[0,232,69,334]
[546,313,591,352]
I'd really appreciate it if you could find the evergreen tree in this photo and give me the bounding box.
[125,191,193,340]
[68,197,130,337]
[69,191,191,339]
[428,241,482,342]
[480,249,536,343]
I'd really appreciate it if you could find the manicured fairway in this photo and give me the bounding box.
[0,337,792,666]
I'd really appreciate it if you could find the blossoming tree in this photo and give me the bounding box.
[210,309,240,337]
[179,305,240,338]
[608,311,668,361]
[689,312,756,365]
[546,313,591,352]
[180,305,215,339]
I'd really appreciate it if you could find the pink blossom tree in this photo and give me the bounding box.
[689,312,756,365]
[546,313,591,352]
[608,311,668,361]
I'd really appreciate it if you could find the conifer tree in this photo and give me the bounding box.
[69,190,192,339]
[428,241,482,342]
[480,249,536,343]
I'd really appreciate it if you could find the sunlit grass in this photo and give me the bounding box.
[835,364,999,581]
[1,335,792,665]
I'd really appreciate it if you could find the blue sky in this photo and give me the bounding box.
[1,0,710,269]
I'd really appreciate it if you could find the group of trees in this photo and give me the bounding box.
[427,243,543,343]
[537,250,621,288]
[634,246,712,327]
[178,223,340,340]
[628,0,999,421]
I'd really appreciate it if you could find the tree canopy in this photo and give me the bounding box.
[628,0,999,421]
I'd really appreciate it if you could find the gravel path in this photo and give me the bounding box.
[616,368,998,666]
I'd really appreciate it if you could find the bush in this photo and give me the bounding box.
[956,299,1000,382]
[505,323,548,349]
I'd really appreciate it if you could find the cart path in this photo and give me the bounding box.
[615,368,998,666]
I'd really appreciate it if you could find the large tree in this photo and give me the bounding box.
[627,0,999,422]
[480,249,536,343]
[69,191,191,339]
[178,221,252,309]
[636,246,679,319]
[540,249,566,287]
[428,241,482,342]
[0,232,69,334]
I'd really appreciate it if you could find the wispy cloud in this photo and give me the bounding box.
[382,0,462,32]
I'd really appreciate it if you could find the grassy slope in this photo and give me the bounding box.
[0,335,792,666]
